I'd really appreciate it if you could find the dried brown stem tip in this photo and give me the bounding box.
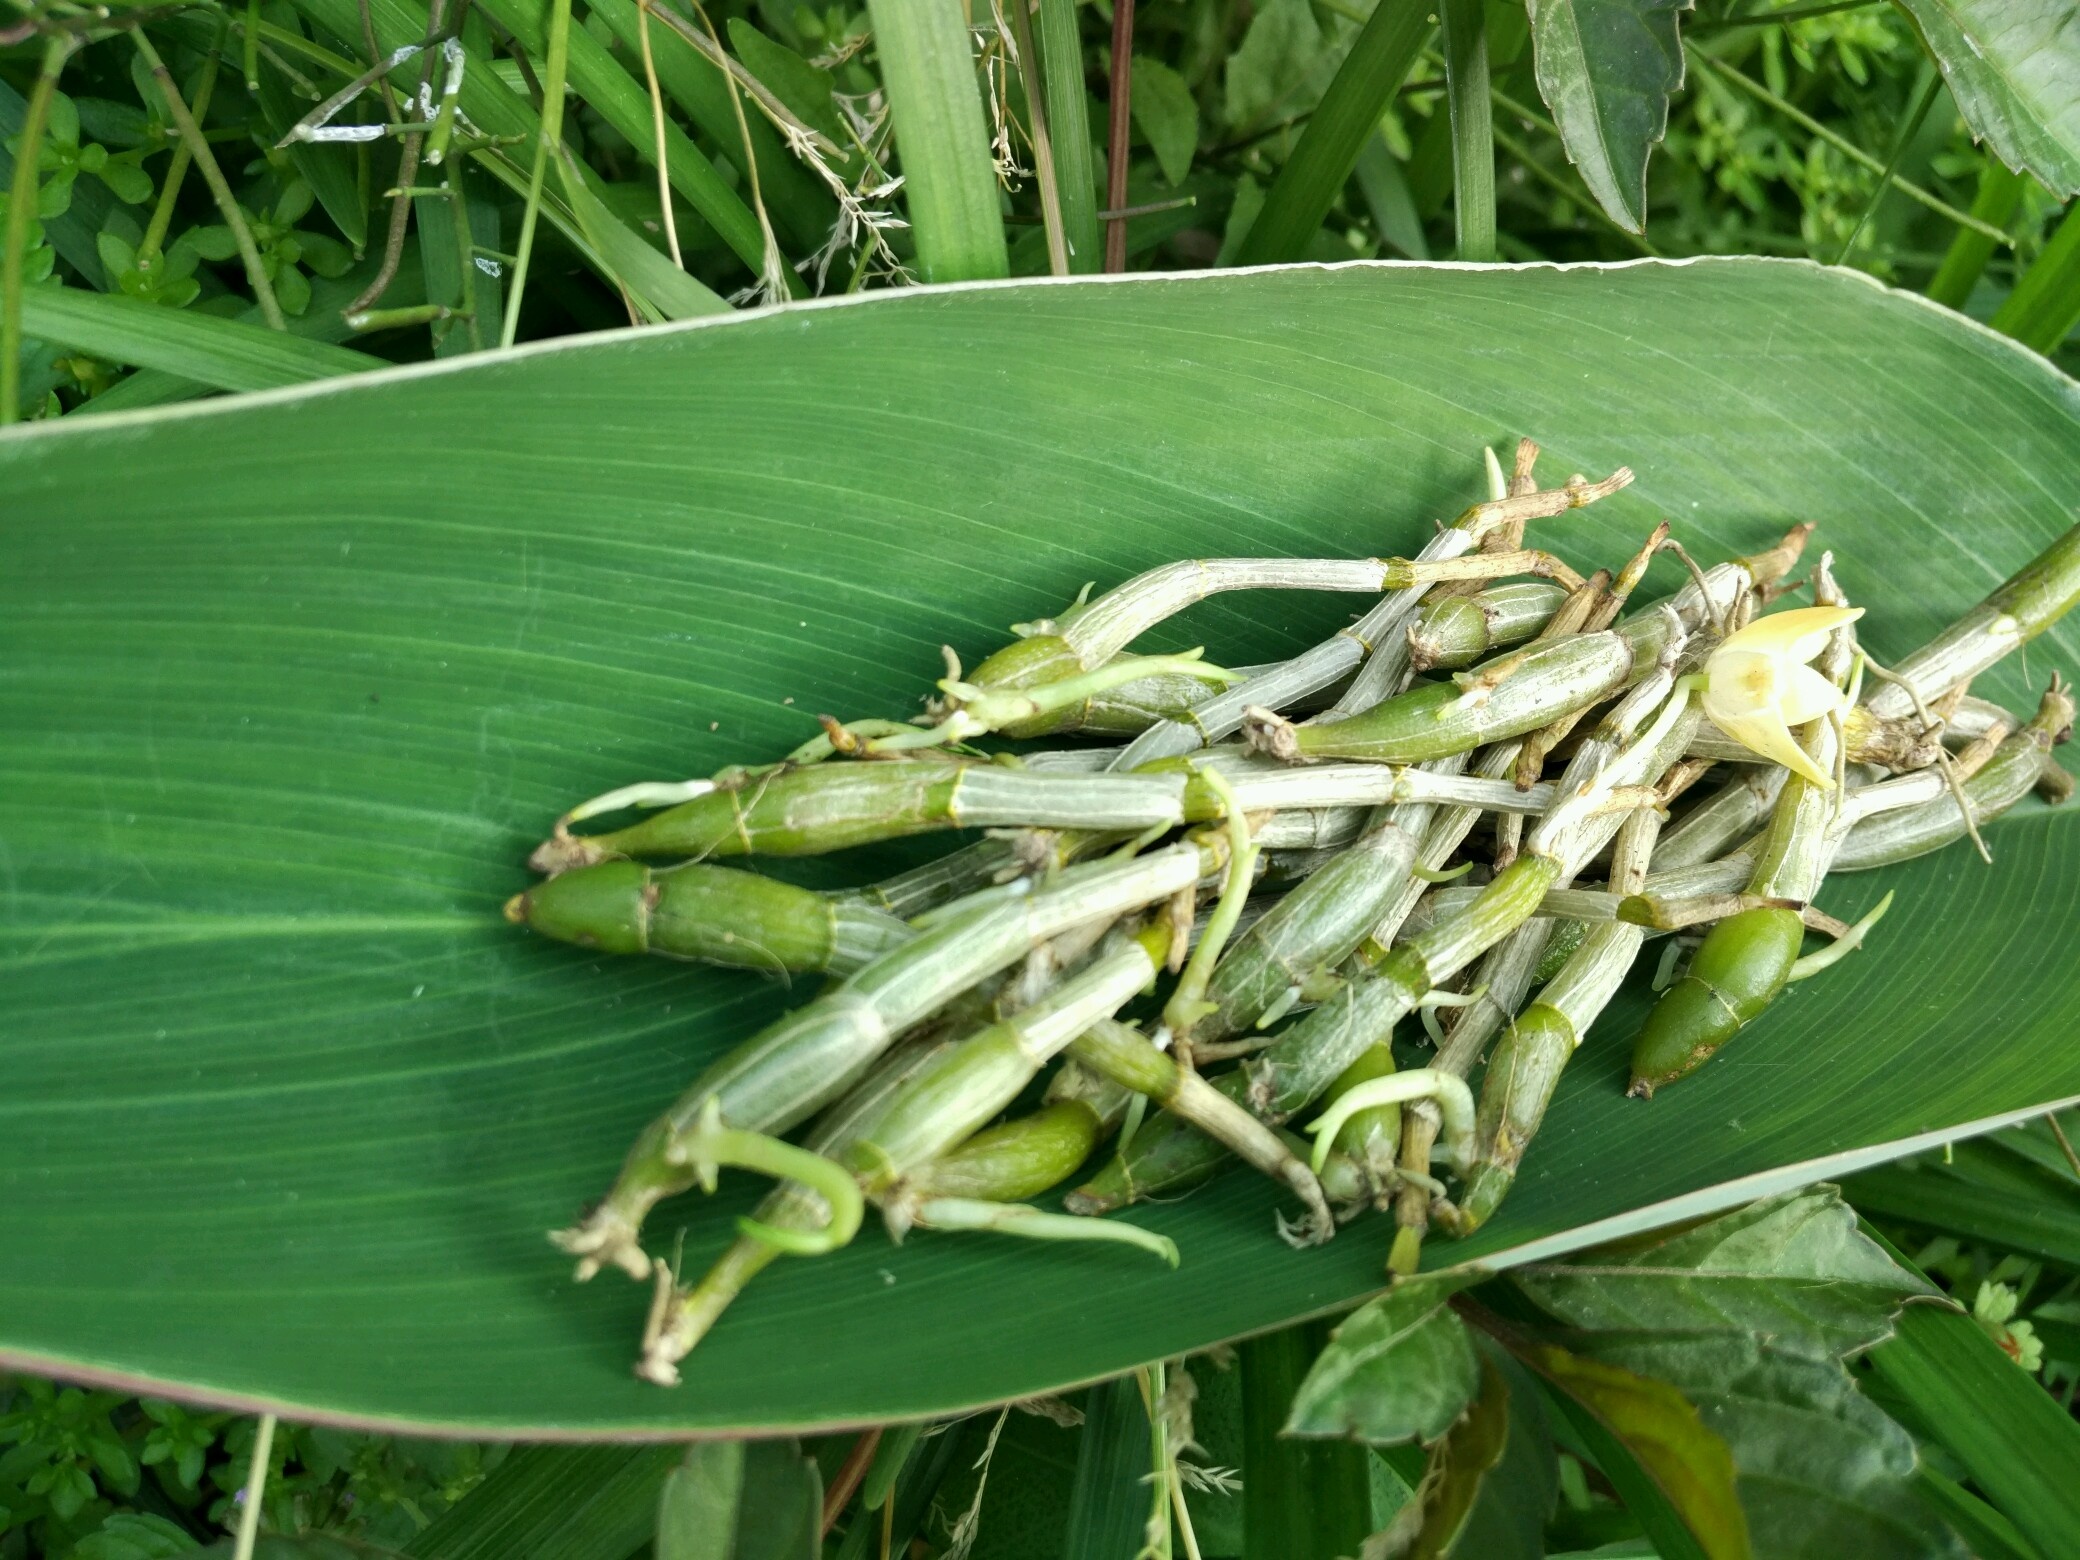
[528,829,610,876]
[1242,705,1306,763]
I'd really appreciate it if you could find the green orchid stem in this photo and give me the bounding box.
[1162,766,1258,1048]
[913,1197,1179,1265]
[1788,890,1894,981]
[133,30,286,330]
[2,36,74,426]
[140,37,224,266]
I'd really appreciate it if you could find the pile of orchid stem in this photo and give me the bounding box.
[509,441,2080,1386]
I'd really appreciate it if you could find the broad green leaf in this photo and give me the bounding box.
[1514,1187,1929,1359]
[72,1512,201,1559]
[1243,1323,1373,1560]
[1421,1344,1556,1560]
[1223,0,1325,130]
[6,261,2080,1435]
[1286,1275,1481,1445]
[1526,0,1692,231]
[866,0,1008,282]
[1887,0,2080,198]
[1867,1270,2080,1560]
[1131,58,1200,188]
[17,284,380,389]
[727,1441,820,1560]
[656,1442,744,1560]
[1520,1343,1748,1560]
[1403,1351,1511,1559]
[404,1443,681,1558]
[1593,1335,1962,1559]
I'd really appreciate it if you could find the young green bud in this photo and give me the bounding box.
[1629,905,1805,1096]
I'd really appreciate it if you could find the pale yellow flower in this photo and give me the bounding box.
[1701,605,1864,788]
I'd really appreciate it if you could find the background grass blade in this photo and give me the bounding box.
[1242,1323,1372,1560]
[864,0,1009,282]
[402,1444,681,1559]
[1061,1378,1149,1560]
[584,0,833,257]
[1863,1239,2080,1560]
[19,284,379,390]
[1990,200,2080,355]
[1439,0,1496,261]
[1233,0,1432,265]
[1926,163,2028,310]
[1844,1135,2080,1270]
[1886,0,2080,197]
[1035,0,1101,272]
[6,261,2080,1434]
[74,257,428,413]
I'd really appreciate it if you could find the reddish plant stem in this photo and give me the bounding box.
[820,1425,883,1536]
[1104,0,1136,272]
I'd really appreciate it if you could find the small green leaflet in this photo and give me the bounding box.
[1285,1273,1481,1444]
[1526,0,1693,232]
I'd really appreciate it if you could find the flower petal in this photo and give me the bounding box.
[1775,662,1847,725]
[1716,604,1864,665]
[1706,705,1836,788]
[1701,649,1780,721]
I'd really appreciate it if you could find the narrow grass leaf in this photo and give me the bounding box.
[1991,198,2080,354]
[1914,1468,2044,1560]
[78,251,427,413]
[18,283,378,390]
[1035,0,1101,270]
[1926,163,2028,310]
[1526,0,1692,232]
[1234,0,1432,264]
[1439,0,1496,261]
[584,0,833,254]
[1243,1322,1373,1560]
[1846,1145,2080,1270]
[1865,1247,2080,1560]
[402,1444,682,1559]
[865,0,1009,281]
[1286,1274,1482,1444]
[557,162,731,321]
[1062,1377,1150,1560]
[1887,0,2080,196]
